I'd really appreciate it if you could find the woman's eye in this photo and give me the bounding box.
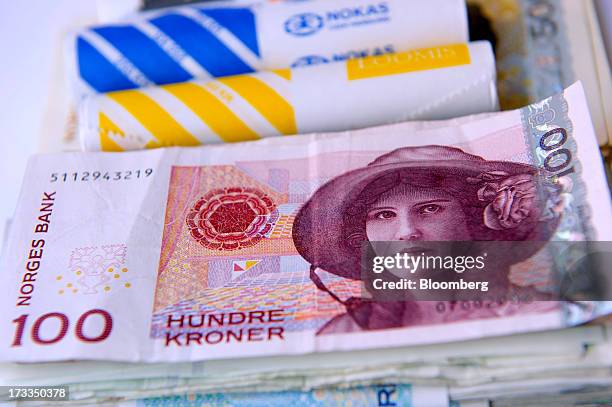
[419,204,441,215]
[373,210,396,219]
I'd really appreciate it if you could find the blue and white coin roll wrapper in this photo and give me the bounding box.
[69,0,469,97]
[78,42,498,151]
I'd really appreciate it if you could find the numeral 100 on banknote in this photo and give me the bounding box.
[539,127,574,177]
[11,309,112,346]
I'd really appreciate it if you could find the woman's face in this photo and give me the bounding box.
[365,184,471,241]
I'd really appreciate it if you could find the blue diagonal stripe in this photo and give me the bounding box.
[76,37,138,93]
[199,8,260,57]
[149,13,254,77]
[92,25,193,85]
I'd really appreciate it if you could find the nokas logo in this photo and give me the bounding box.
[284,13,324,36]
[291,45,395,67]
[285,2,390,37]
[291,55,330,67]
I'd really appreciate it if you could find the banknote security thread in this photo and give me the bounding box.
[78,41,498,152]
[69,0,469,97]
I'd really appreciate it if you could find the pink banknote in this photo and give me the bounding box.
[0,83,610,362]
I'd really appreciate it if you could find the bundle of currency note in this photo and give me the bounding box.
[1,82,610,368]
[78,42,498,151]
[1,325,610,405]
[69,0,468,96]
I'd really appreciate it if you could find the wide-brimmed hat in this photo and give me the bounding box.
[293,145,560,280]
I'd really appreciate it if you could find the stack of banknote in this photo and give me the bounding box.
[2,0,611,405]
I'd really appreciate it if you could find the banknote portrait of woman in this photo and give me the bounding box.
[292,145,562,335]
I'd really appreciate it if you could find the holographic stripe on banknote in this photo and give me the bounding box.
[520,83,612,322]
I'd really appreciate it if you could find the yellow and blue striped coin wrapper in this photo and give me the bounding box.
[69,0,468,97]
[78,42,499,151]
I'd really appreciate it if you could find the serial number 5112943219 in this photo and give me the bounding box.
[50,168,154,183]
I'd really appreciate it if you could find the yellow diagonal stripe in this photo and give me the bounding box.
[107,90,200,148]
[272,69,292,80]
[218,76,297,135]
[162,82,260,143]
[99,112,125,152]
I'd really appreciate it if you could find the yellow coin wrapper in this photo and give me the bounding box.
[78,42,498,151]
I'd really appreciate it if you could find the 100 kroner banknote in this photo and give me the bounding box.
[1,82,610,363]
